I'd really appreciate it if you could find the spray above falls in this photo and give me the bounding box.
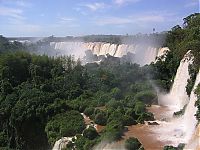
[50,41,169,66]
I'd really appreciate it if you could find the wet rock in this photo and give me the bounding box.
[147,122,159,125]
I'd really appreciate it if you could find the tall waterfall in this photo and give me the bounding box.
[150,51,198,147]
[50,42,167,65]
[183,70,199,142]
[159,51,193,110]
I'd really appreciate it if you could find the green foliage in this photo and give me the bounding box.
[125,137,144,150]
[122,115,136,126]
[94,111,107,126]
[134,101,146,115]
[150,51,180,91]
[136,112,155,123]
[74,135,87,150]
[0,36,159,149]
[0,35,25,54]
[102,120,124,141]
[45,111,85,145]
[163,146,178,150]
[83,126,99,140]
[110,87,122,100]
[186,64,198,95]
[173,105,187,117]
[152,13,200,92]
[74,135,98,150]
[134,90,157,105]
[83,107,95,117]
[0,131,7,147]
[163,143,184,150]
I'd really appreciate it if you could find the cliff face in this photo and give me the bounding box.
[50,42,169,65]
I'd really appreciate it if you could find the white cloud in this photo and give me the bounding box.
[83,2,107,11]
[184,0,199,8]
[15,1,32,7]
[95,16,134,25]
[94,14,165,26]
[59,17,75,22]
[136,15,164,22]
[54,16,79,28]
[74,7,88,15]
[0,0,32,7]
[4,18,41,34]
[0,3,40,35]
[0,6,24,19]
[114,0,141,6]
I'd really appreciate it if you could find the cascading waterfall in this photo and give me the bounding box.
[50,48,200,149]
[50,41,167,65]
[53,42,86,58]
[52,137,74,150]
[169,51,193,110]
[183,70,199,142]
[156,47,170,59]
[158,51,193,111]
[149,51,198,148]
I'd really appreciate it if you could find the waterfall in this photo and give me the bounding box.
[93,43,102,55]
[159,51,193,110]
[109,44,118,56]
[52,137,73,150]
[50,41,166,65]
[183,70,199,142]
[148,51,199,148]
[157,47,169,59]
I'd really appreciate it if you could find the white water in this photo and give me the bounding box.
[155,47,169,62]
[52,50,199,149]
[52,113,97,150]
[159,51,193,111]
[150,51,198,147]
[183,70,199,142]
[156,47,169,58]
[50,42,168,65]
[52,42,86,59]
[52,137,73,150]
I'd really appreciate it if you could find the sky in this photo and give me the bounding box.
[0,0,199,37]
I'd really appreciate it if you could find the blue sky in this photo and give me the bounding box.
[0,0,199,37]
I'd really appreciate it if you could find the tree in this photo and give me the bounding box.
[134,90,157,105]
[83,107,95,117]
[94,112,107,126]
[110,87,122,100]
[45,111,85,145]
[83,127,98,140]
[125,137,144,150]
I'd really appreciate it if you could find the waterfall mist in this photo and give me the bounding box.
[146,51,199,148]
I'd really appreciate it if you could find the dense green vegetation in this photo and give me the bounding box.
[150,12,200,150]
[1,13,199,150]
[0,36,156,150]
[0,35,25,53]
[125,137,144,150]
[45,111,85,145]
[151,13,200,92]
